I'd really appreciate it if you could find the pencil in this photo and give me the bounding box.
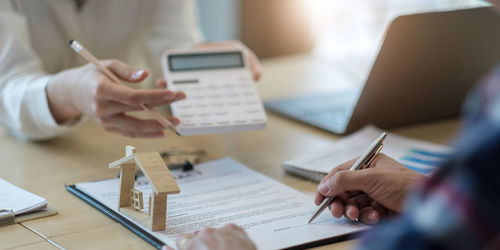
[68,40,180,136]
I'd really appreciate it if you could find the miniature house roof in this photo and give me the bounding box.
[109,151,180,195]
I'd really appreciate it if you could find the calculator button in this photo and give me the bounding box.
[168,70,266,134]
[228,101,241,106]
[223,83,235,89]
[250,118,265,123]
[179,113,194,118]
[241,92,255,97]
[199,122,214,126]
[225,92,238,98]
[246,109,261,114]
[180,122,196,127]
[233,119,247,124]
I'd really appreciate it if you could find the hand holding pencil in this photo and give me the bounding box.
[45,40,184,138]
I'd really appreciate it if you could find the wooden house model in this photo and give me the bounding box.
[109,146,180,231]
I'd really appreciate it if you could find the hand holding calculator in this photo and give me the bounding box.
[162,48,267,136]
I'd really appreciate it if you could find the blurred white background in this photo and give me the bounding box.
[197,0,488,59]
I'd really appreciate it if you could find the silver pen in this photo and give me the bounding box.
[308,132,387,224]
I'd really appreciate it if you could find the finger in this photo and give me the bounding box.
[94,100,144,117]
[105,127,164,139]
[101,114,166,134]
[156,78,167,89]
[173,91,186,101]
[95,99,183,118]
[162,245,174,250]
[176,233,196,250]
[370,200,388,218]
[314,189,326,205]
[344,204,360,221]
[320,158,358,183]
[328,197,345,218]
[98,81,177,106]
[359,207,380,225]
[316,159,358,204]
[346,193,372,209]
[167,117,181,126]
[344,194,369,220]
[222,223,247,235]
[102,59,149,83]
[318,168,376,197]
[130,93,184,109]
[247,50,261,81]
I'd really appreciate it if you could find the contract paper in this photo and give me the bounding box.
[76,158,368,249]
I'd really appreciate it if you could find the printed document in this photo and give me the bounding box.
[76,158,368,249]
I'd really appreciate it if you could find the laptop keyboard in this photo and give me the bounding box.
[264,91,357,134]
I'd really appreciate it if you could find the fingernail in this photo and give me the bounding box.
[132,70,144,79]
[369,211,377,221]
[163,92,174,100]
[174,92,186,100]
[318,183,330,194]
[348,209,356,220]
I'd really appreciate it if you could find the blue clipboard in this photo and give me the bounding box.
[65,184,165,249]
[66,184,359,250]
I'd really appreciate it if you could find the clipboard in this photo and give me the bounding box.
[0,206,58,227]
[65,184,165,249]
[65,158,367,250]
[65,184,360,250]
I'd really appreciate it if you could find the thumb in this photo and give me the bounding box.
[103,59,149,83]
[318,170,373,197]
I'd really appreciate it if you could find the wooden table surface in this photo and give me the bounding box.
[0,54,462,250]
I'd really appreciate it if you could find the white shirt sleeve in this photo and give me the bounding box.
[0,2,80,141]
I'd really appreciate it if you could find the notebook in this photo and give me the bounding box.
[283,125,453,182]
[69,158,369,249]
[0,178,47,216]
[0,178,57,226]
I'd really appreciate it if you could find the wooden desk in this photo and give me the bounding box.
[0,54,461,249]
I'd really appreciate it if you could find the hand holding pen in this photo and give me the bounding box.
[310,133,427,224]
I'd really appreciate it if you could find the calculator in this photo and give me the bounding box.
[161,48,267,135]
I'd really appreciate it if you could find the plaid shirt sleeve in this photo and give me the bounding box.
[357,66,500,250]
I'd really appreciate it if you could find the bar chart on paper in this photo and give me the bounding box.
[283,125,453,181]
[398,149,451,175]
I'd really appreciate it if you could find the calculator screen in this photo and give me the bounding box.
[169,52,244,72]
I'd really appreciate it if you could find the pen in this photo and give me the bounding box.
[308,132,387,224]
[68,40,180,136]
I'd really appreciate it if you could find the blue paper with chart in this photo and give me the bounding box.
[283,125,453,181]
[162,48,267,135]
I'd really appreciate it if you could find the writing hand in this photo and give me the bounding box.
[314,154,426,224]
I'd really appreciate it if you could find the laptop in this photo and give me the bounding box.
[265,7,500,134]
